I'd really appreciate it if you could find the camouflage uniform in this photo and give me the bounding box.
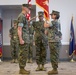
[32,11,48,70]
[27,25,34,62]
[17,13,29,69]
[47,10,62,74]
[9,20,19,61]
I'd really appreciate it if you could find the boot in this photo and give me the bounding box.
[29,58,33,63]
[36,65,41,71]
[40,65,46,71]
[48,69,58,74]
[19,68,30,74]
[14,59,18,63]
[11,59,15,63]
[26,59,30,63]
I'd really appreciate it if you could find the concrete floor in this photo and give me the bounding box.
[0,61,76,75]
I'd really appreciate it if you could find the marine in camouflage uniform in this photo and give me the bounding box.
[9,20,19,63]
[44,10,62,74]
[17,4,30,74]
[27,24,34,63]
[32,11,48,71]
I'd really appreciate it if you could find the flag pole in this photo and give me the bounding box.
[70,52,75,62]
[70,16,75,62]
[69,15,75,62]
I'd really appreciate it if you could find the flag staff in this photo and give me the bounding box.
[71,16,75,62]
[70,52,75,62]
[69,15,75,62]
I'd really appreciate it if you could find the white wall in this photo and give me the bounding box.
[2,9,21,45]
[0,0,35,5]
[0,0,76,45]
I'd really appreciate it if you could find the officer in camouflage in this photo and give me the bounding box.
[17,4,30,74]
[32,11,48,71]
[44,10,62,74]
[9,20,19,63]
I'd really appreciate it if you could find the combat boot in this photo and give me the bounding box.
[36,65,41,71]
[11,59,15,63]
[14,59,18,63]
[27,59,30,63]
[48,69,58,74]
[19,68,30,74]
[29,58,33,63]
[40,65,46,71]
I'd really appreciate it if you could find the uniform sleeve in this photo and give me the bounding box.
[58,22,61,31]
[18,15,24,27]
[58,23,62,37]
[49,22,53,27]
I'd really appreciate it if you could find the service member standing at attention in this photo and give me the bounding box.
[44,10,62,74]
[9,20,19,63]
[32,11,47,71]
[17,4,30,74]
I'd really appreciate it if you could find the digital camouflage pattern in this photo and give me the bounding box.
[27,25,34,60]
[32,20,48,65]
[48,20,62,42]
[18,43,29,68]
[48,20,62,69]
[49,42,60,69]
[9,27,19,59]
[18,13,30,43]
[17,13,29,68]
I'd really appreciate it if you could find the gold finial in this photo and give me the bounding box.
[70,58,75,62]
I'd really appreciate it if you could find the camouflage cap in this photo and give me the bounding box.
[50,10,60,16]
[38,11,44,17]
[22,4,30,9]
[13,20,18,23]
